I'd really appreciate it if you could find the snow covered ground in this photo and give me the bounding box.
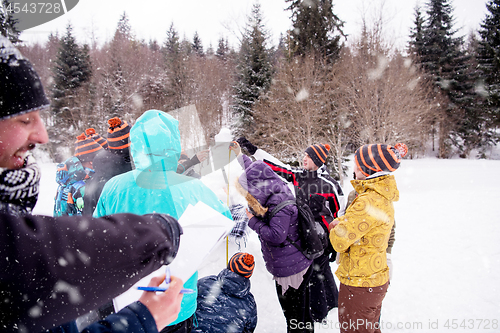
[33,156,500,332]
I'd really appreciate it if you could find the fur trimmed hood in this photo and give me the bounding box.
[236,159,291,213]
[235,179,268,217]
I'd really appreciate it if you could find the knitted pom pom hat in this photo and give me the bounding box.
[0,36,50,120]
[305,143,330,167]
[74,133,103,163]
[228,252,255,278]
[85,128,108,149]
[354,143,408,177]
[107,117,131,152]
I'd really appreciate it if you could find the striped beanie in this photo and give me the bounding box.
[354,143,408,177]
[107,117,131,152]
[228,252,255,278]
[85,128,108,149]
[305,143,330,167]
[74,133,103,163]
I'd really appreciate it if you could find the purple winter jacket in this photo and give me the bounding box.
[237,154,312,277]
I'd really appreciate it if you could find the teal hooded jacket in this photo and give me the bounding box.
[94,110,232,326]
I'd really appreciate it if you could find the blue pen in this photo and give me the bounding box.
[137,286,194,294]
[137,267,194,294]
[165,266,171,285]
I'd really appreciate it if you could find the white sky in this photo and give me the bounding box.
[20,0,489,49]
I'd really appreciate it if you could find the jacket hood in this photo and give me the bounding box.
[218,268,251,298]
[130,110,181,174]
[237,160,289,208]
[351,174,399,202]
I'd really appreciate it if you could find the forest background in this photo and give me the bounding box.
[2,0,499,185]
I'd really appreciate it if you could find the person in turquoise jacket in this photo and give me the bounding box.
[94,109,232,333]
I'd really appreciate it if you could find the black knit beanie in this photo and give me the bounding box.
[0,36,50,120]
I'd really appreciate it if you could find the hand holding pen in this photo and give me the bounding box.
[138,273,184,331]
[137,267,194,294]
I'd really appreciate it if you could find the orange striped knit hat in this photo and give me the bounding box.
[228,252,255,278]
[74,133,103,163]
[354,143,408,177]
[305,143,331,167]
[85,128,108,149]
[107,117,131,152]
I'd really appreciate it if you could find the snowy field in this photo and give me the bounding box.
[33,156,500,332]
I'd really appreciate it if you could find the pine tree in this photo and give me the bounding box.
[232,3,274,136]
[163,23,188,109]
[414,0,478,157]
[50,23,92,157]
[0,0,20,43]
[114,12,133,41]
[408,5,426,59]
[51,23,92,114]
[477,0,500,128]
[216,37,229,61]
[285,0,344,62]
[192,31,204,57]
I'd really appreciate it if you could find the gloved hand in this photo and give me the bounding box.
[145,213,183,264]
[76,197,84,211]
[236,137,258,155]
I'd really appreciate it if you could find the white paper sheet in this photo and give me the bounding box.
[113,201,234,311]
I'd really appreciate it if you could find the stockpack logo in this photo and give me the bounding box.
[3,0,79,31]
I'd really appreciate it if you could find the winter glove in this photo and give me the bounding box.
[76,197,84,211]
[236,137,258,155]
[309,193,333,223]
[145,213,183,264]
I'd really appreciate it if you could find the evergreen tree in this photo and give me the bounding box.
[232,3,274,136]
[163,23,188,109]
[477,0,500,127]
[50,23,92,156]
[408,5,426,59]
[192,31,204,57]
[413,0,478,157]
[285,0,344,61]
[114,12,133,41]
[216,37,229,61]
[51,23,92,114]
[0,0,20,43]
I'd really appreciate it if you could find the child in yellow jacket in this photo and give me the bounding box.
[329,143,407,333]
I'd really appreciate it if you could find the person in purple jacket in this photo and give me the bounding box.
[230,144,314,333]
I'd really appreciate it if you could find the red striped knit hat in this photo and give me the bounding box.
[107,117,131,152]
[85,128,108,149]
[228,252,255,278]
[305,143,330,167]
[74,133,103,163]
[354,143,408,177]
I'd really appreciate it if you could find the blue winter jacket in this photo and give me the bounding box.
[192,269,257,333]
[54,156,93,216]
[94,110,232,326]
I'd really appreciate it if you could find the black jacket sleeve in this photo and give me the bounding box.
[0,213,181,332]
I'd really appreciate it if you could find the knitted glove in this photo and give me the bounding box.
[236,137,258,155]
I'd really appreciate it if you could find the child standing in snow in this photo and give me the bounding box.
[192,252,257,333]
[53,133,102,216]
[329,143,407,333]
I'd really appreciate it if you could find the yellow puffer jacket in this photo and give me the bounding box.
[330,174,398,287]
